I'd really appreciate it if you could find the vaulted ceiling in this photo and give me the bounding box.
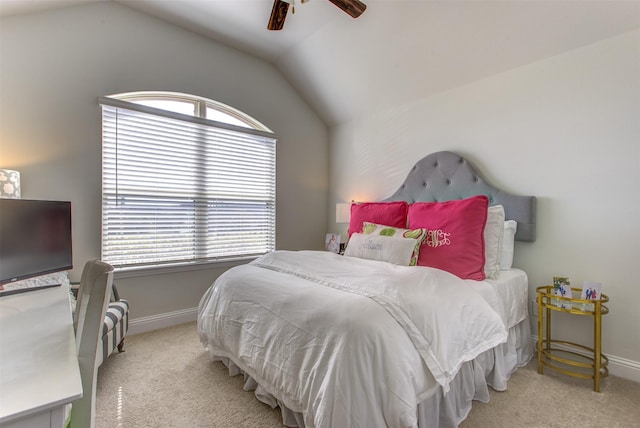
[2,0,639,125]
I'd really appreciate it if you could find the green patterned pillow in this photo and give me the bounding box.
[361,222,428,266]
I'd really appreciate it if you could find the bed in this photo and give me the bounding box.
[198,151,536,427]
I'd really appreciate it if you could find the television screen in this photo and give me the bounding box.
[0,199,73,285]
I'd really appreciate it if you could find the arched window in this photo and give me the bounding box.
[114,91,271,131]
[100,92,276,270]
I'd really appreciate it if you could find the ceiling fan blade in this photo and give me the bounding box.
[327,0,367,18]
[268,0,290,30]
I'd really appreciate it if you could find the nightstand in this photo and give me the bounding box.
[536,285,609,392]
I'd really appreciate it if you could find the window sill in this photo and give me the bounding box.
[112,257,257,279]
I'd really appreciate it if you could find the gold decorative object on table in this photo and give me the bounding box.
[536,285,609,392]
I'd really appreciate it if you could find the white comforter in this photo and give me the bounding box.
[198,251,507,428]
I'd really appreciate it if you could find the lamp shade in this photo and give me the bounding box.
[336,203,351,224]
[0,169,20,199]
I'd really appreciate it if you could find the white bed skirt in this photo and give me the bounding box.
[209,317,533,428]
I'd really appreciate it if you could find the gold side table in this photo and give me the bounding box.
[536,285,609,392]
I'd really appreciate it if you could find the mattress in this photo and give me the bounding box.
[467,268,529,330]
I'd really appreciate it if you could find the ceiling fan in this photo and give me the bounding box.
[268,0,367,31]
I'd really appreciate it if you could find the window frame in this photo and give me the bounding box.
[99,93,276,276]
[114,91,271,132]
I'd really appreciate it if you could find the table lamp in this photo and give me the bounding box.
[0,169,21,198]
[335,202,351,224]
[335,202,352,253]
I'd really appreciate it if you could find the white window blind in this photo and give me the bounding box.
[100,96,276,269]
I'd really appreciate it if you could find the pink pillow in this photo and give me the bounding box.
[349,201,408,237]
[408,195,489,280]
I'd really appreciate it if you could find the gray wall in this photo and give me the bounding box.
[329,30,640,379]
[0,2,329,322]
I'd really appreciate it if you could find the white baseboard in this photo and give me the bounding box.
[531,334,640,383]
[128,307,198,336]
[607,355,640,383]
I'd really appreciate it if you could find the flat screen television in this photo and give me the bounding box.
[0,199,73,285]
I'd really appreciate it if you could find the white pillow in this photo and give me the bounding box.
[344,233,420,266]
[484,205,505,279]
[361,222,427,266]
[500,220,518,270]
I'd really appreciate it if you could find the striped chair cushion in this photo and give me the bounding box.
[98,299,129,366]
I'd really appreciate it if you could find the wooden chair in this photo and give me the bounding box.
[69,260,114,428]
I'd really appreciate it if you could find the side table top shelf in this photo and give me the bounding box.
[536,285,609,316]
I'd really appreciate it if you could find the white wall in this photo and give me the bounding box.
[330,30,640,378]
[0,2,329,322]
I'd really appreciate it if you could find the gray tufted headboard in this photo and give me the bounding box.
[384,151,536,242]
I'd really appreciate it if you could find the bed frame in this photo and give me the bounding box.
[383,151,536,242]
[204,150,537,428]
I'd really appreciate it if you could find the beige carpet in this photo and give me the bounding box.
[96,322,640,427]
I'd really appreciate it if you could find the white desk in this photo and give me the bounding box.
[0,285,82,427]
